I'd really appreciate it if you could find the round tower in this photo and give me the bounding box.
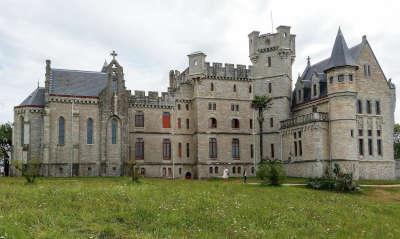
[325,28,359,177]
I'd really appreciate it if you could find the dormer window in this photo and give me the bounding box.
[329,77,333,84]
[112,80,117,93]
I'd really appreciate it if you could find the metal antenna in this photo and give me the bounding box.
[270,11,274,33]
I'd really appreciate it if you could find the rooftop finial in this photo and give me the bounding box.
[110,50,118,60]
[307,56,311,66]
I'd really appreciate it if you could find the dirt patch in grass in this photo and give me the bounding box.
[367,188,400,202]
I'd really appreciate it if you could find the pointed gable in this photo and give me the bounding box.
[325,28,357,71]
[19,87,45,107]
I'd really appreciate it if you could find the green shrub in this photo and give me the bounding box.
[306,163,358,192]
[256,158,286,186]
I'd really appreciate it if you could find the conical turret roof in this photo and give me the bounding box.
[325,28,357,71]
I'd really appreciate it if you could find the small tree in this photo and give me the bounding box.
[256,157,286,186]
[13,159,40,184]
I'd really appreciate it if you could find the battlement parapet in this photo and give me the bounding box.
[205,62,250,79]
[130,90,175,108]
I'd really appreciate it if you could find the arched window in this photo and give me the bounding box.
[20,116,24,146]
[231,119,240,129]
[112,79,117,93]
[249,85,252,93]
[232,166,236,174]
[111,118,118,144]
[209,167,213,174]
[214,166,219,174]
[238,166,241,174]
[233,84,237,92]
[209,118,217,128]
[87,118,93,144]
[58,117,65,145]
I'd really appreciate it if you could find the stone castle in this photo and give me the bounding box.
[12,26,397,179]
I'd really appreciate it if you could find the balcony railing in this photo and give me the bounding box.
[281,112,329,129]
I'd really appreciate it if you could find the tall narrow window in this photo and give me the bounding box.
[359,139,364,155]
[163,139,171,160]
[368,139,373,155]
[162,112,171,128]
[209,138,217,158]
[249,85,252,93]
[268,82,272,94]
[375,101,381,115]
[211,82,214,91]
[178,142,182,157]
[357,100,363,114]
[267,57,271,67]
[250,119,253,129]
[270,118,274,128]
[271,144,275,158]
[135,138,144,160]
[111,118,117,144]
[112,80,117,93]
[232,138,240,159]
[177,104,181,110]
[186,143,190,157]
[20,117,24,146]
[349,74,353,82]
[338,74,344,82]
[213,103,216,110]
[58,116,65,145]
[367,65,371,77]
[313,84,317,96]
[209,167,213,174]
[363,65,368,77]
[208,102,212,110]
[377,139,382,156]
[215,166,219,174]
[135,111,144,127]
[366,100,372,114]
[186,119,190,129]
[233,84,237,92]
[299,140,302,156]
[294,141,298,156]
[186,104,189,111]
[87,118,93,144]
[177,118,181,128]
[250,144,254,158]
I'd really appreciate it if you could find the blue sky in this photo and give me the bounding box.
[0,0,399,123]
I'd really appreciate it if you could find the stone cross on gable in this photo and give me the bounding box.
[110,50,118,60]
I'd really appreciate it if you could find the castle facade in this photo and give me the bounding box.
[12,26,397,179]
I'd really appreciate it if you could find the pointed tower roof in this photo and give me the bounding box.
[325,28,357,71]
[101,60,108,72]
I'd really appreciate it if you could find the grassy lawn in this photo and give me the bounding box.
[1,177,400,238]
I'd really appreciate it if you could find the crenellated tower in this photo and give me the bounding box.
[248,26,296,161]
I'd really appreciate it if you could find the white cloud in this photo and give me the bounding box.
[0,0,399,123]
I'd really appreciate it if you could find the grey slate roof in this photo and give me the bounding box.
[294,29,364,106]
[299,43,362,84]
[19,87,45,107]
[325,28,357,71]
[50,69,108,97]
